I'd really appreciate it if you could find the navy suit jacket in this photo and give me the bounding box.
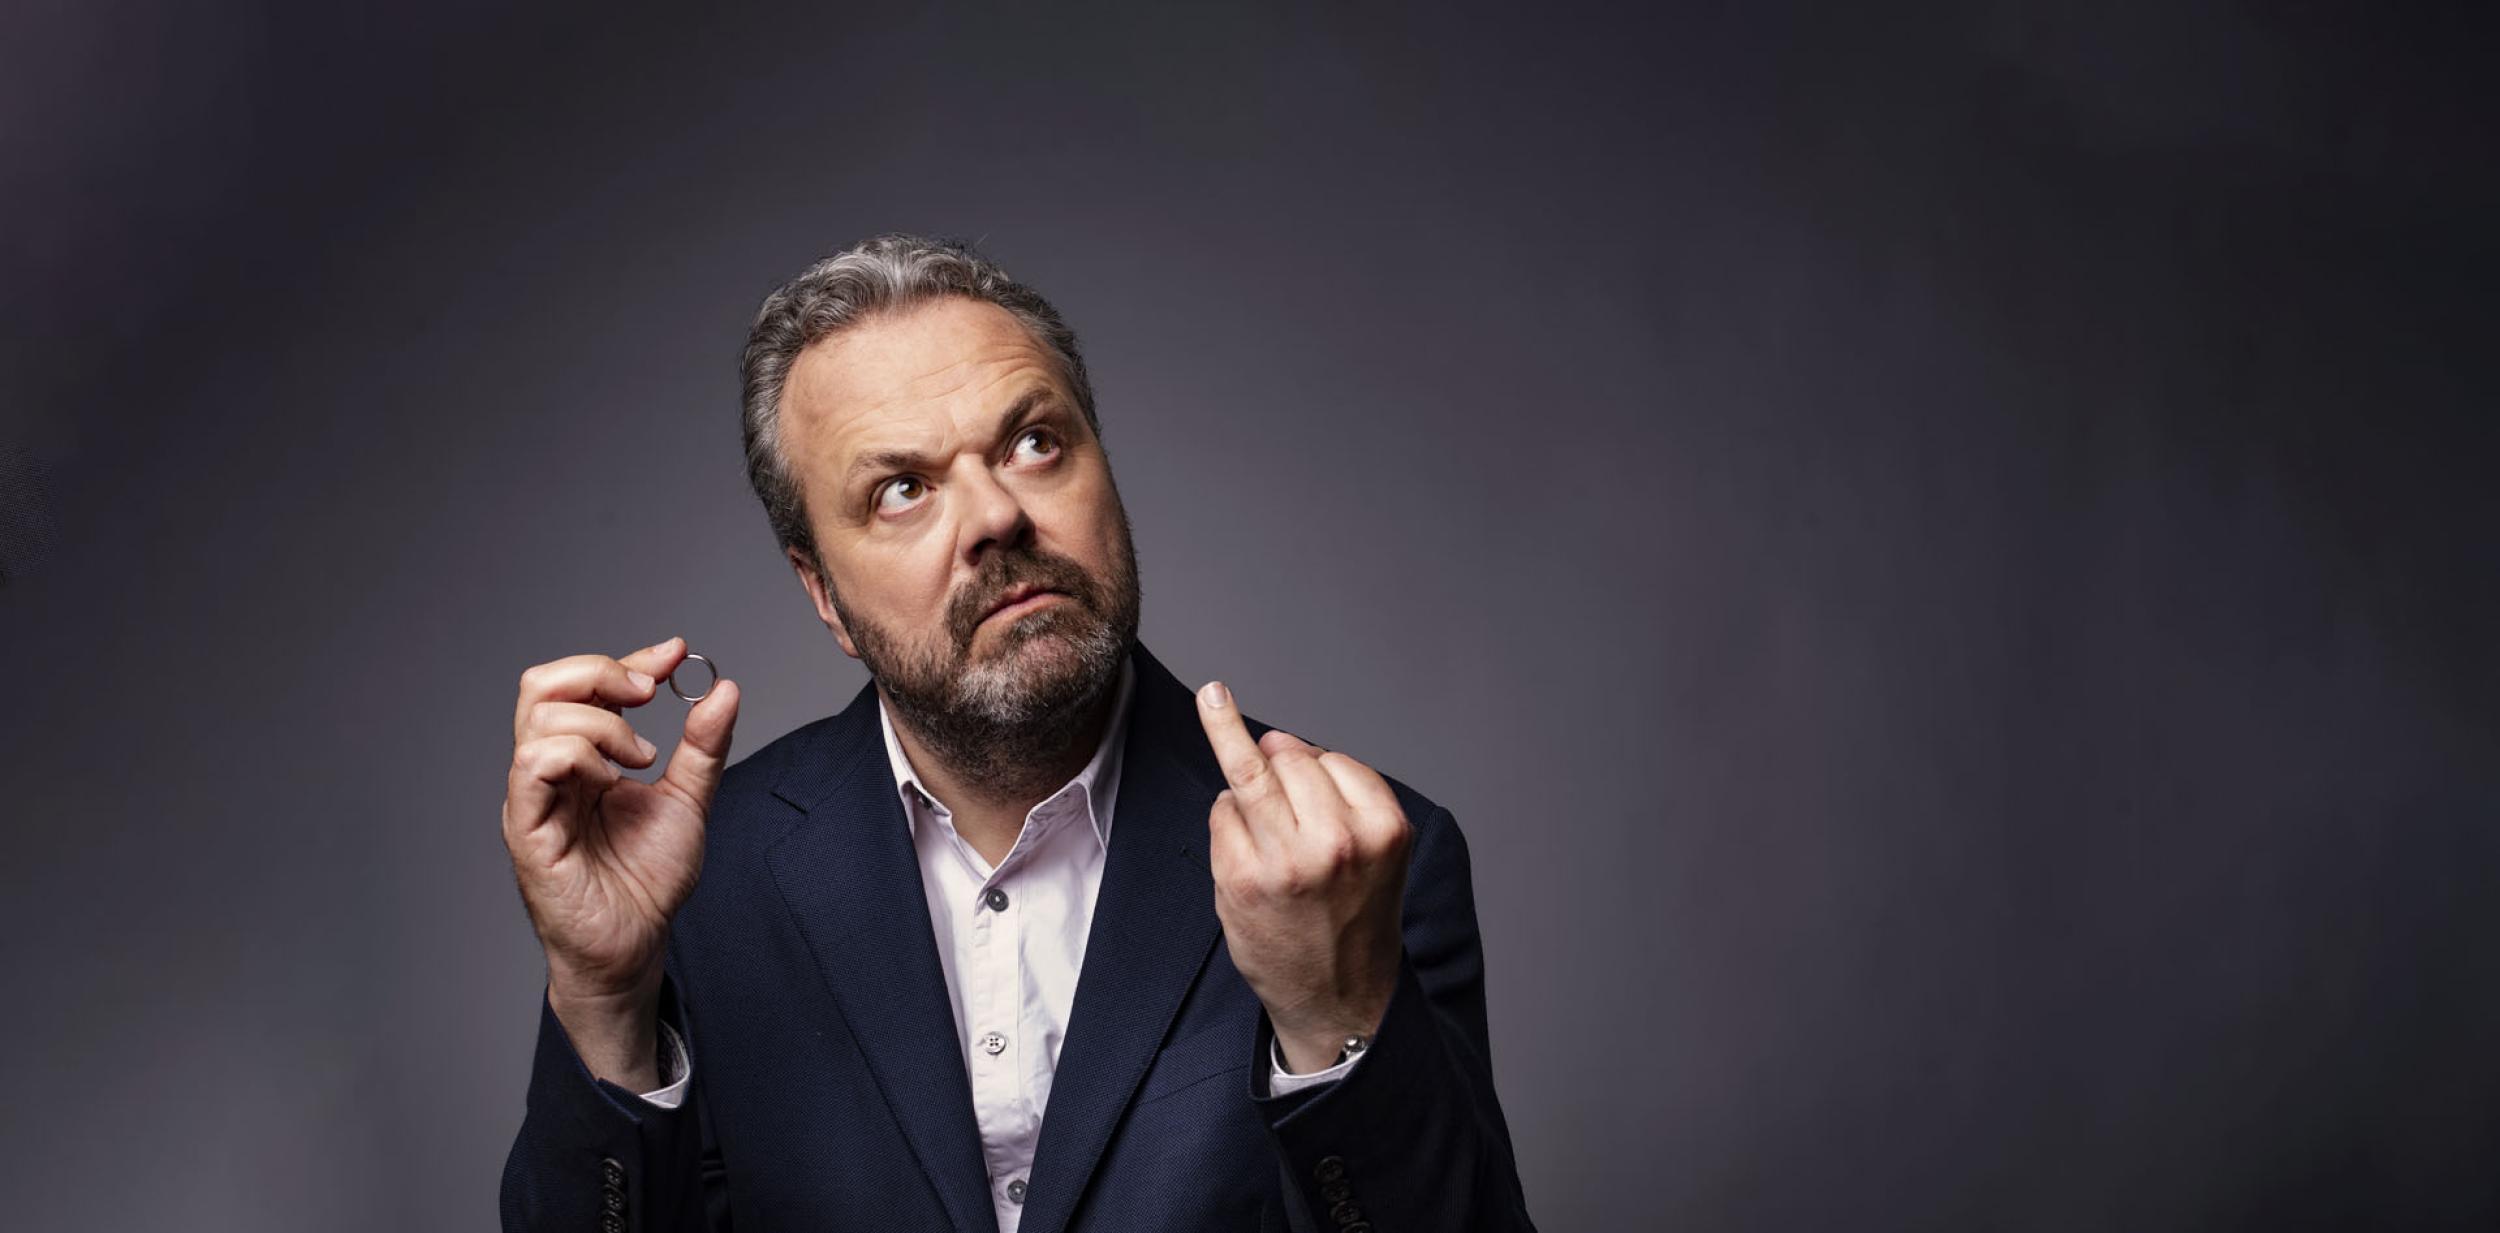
[500,640,1534,1231]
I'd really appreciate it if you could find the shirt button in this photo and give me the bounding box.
[981,1031,1008,1056]
[983,887,1009,911]
[1007,1178,1028,1203]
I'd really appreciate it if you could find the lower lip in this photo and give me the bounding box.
[986,591,1064,622]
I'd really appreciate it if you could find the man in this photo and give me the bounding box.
[498,233,1534,1232]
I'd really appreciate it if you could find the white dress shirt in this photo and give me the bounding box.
[632,657,1361,1232]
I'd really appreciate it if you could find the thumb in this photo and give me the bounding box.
[658,676,741,808]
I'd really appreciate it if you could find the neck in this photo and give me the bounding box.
[882,669,1120,862]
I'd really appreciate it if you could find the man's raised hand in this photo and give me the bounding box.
[1195,679,1412,1074]
[502,635,739,1087]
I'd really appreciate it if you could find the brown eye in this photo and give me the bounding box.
[876,476,926,513]
[1013,428,1061,461]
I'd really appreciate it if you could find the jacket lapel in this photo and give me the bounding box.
[763,684,998,1233]
[1015,642,1231,1233]
[754,642,1236,1233]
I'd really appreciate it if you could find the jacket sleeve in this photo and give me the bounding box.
[499,965,731,1233]
[1247,803,1538,1232]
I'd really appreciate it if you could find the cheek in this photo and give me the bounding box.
[848,543,955,625]
[1066,472,1124,552]
[914,557,959,617]
[1057,507,1123,580]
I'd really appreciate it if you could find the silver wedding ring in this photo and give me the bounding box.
[670,652,717,703]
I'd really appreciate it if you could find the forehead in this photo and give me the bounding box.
[782,296,1065,453]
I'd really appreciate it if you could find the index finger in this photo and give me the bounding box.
[617,635,690,691]
[512,636,686,739]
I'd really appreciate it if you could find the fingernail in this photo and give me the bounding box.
[628,670,654,690]
[1200,681,1231,709]
[635,736,657,759]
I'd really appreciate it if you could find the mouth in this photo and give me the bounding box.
[983,585,1065,623]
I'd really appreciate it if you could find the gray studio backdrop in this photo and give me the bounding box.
[4,3,2493,1230]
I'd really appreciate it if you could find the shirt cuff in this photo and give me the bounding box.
[1267,1034,1362,1096]
[634,1019,692,1109]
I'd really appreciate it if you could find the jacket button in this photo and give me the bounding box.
[1331,1200,1364,1226]
[600,1157,624,1185]
[1321,1179,1350,1203]
[1313,1155,1346,1183]
[600,1213,623,1233]
[602,1187,625,1213]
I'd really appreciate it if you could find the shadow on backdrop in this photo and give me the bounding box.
[1,2,2492,1230]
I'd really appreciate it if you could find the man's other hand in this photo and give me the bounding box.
[1196,679,1411,1074]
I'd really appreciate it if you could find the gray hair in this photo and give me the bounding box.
[738,232,1101,583]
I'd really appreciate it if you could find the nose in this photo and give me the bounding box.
[953,457,1035,565]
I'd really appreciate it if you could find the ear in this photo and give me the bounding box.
[788,547,862,660]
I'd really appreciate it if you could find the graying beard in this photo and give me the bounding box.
[885,611,1130,798]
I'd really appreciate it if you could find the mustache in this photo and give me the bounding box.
[951,552,1094,637]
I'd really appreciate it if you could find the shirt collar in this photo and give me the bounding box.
[874,654,1136,852]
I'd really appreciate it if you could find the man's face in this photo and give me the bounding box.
[779,295,1139,733]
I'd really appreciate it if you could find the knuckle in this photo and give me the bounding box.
[1358,819,1409,864]
[1216,866,1253,899]
[1322,829,1358,868]
[1319,749,1366,774]
[538,734,594,775]
[515,740,561,781]
[1271,862,1312,897]
[1232,859,1273,896]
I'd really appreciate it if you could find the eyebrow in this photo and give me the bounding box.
[841,387,1064,494]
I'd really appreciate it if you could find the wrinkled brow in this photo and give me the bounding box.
[840,387,1060,492]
